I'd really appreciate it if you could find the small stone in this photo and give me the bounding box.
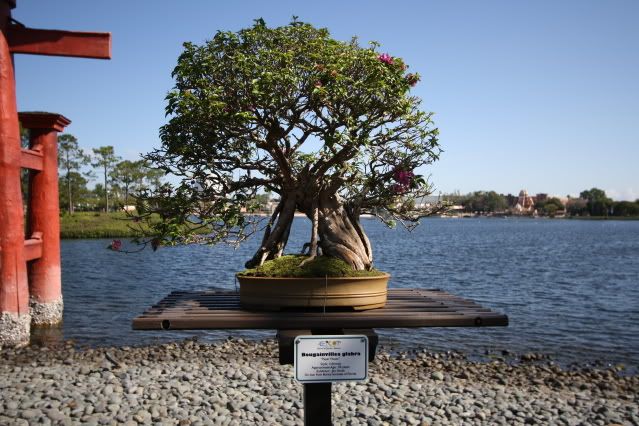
[431,371,444,381]
[21,409,40,419]
[134,409,151,423]
[47,409,66,421]
[358,407,376,417]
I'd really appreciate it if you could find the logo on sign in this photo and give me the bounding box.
[318,340,341,349]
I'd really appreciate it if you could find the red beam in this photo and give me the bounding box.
[20,147,43,171]
[0,236,44,261]
[6,26,111,59]
[23,237,43,261]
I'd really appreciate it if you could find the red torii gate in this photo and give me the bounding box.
[0,0,110,347]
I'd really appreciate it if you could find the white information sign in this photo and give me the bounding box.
[294,335,368,383]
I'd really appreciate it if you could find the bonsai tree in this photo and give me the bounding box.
[136,19,441,271]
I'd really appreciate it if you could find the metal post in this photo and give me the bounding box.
[303,382,332,426]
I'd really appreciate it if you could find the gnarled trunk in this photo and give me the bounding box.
[316,191,372,270]
[245,196,296,268]
[246,186,373,270]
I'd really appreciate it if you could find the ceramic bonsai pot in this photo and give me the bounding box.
[236,273,390,311]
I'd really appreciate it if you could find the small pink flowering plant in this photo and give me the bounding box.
[378,53,394,65]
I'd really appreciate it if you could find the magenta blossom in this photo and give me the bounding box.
[109,239,122,251]
[392,168,414,194]
[405,73,420,87]
[394,169,414,186]
[378,53,394,65]
[392,183,408,194]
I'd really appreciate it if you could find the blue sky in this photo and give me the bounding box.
[12,1,639,200]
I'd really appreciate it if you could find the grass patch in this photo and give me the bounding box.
[238,255,385,278]
[60,212,150,239]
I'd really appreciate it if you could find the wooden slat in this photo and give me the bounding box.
[133,289,508,331]
[20,148,43,171]
[7,27,111,59]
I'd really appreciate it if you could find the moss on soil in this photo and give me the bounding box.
[238,255,385,278]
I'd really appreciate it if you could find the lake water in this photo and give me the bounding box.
[55,218,639,368]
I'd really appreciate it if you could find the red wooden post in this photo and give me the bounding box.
[0,0,30,347]
[0,0,109,347]
[21,112,70,325]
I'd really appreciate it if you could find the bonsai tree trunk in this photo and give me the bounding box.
[246,190,373,271]
[245,196,297,268]
[317,191,373,271]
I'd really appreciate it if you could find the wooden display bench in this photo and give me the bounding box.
[133,288,508,425]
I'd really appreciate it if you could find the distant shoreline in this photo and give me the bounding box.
[60,211,639,239]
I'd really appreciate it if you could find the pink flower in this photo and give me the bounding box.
[405,73,420,87]
[391,167,415,194]
[392,183,408,194]
[394,169,414,186]
[109,240,122,251]
[378,53,394,65]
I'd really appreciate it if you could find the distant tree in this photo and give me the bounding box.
[111,160,145,207]
[462,191,507,213]
[58,134,90,213]
[485,191,508,212]
[58,172,89,212]
[141,163,164,191]
[252,192,272,210]
[536,197,564,217]
[505,193,518,208]
[20,126,30,203]
[91,183,106,211]
[441,191,464,205]
[92,146,121,212]
[111,183,125,210]
[612,201,639,217]
[579,188,612,216]
[566,197,587,216]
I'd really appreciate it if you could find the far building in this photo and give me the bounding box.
[513,189,536,215]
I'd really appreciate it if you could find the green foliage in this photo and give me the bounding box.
[461,191,508,213]
[238,254,384,278]
[579,188,612,216]
[566,197,587,216]
[58,133,91,213]
[58,172,90,212]
[110,160,145,205]
[536,197,564,217]
[140,18,440,247]
[612,201,639,217]
[92,146,121,212]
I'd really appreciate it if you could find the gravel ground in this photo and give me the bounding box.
[1,338,637,425]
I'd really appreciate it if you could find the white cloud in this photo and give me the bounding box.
[605,187,639,201]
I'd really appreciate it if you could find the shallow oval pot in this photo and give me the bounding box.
[236,273,390,311]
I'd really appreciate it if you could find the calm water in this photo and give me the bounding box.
[55,218,639,368]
